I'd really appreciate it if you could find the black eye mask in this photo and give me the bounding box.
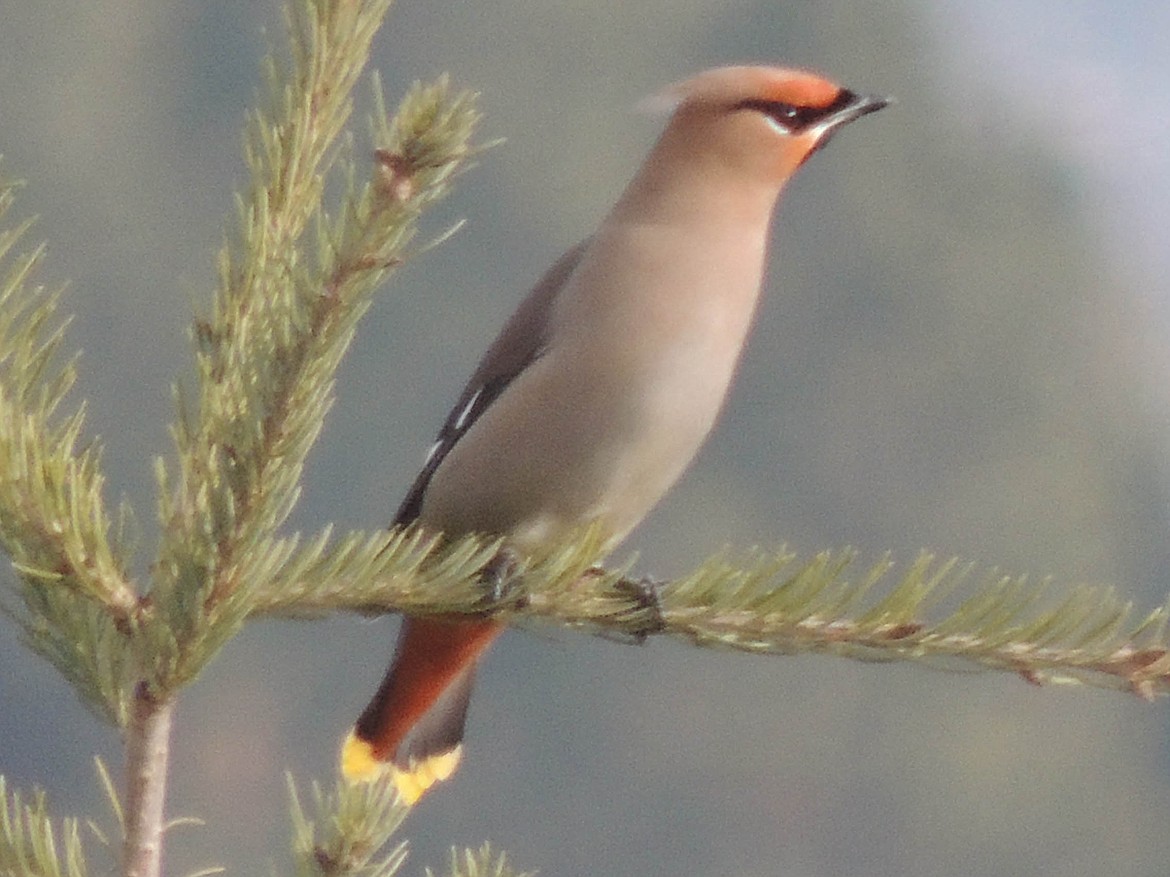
[732,88,859,133]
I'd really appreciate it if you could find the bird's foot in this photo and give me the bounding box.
[476,546,526,611]
[614,575,667,642]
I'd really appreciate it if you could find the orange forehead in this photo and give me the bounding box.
[756,71,842,108]
[660,65,843,111]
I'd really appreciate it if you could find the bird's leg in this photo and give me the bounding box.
[477,546,526,610]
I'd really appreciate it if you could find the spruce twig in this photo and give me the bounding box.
[149,0,482,695]
[1,0,488,867]
[0,172,137,727]
[287,775,409,877]
[0,776,88,877]
[428,845,534,877]
[254,530,1170,701]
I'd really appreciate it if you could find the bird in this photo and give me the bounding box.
[341,64,889,802]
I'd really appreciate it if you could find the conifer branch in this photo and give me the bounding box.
[287,775,409,877]
[3,2,490,874]
[121,686,174,877]
[0,776,88,877]
[283,776,525,877]
[150,0,482,692]
[255,527,1170,701]
[429,845,534,877]
[10,584,133,727]
[0,172,136,726]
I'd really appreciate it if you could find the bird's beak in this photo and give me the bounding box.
[804,91,891,160]
[828,92,892,128]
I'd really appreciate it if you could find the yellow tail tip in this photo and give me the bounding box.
[340,731,462,805]
[340,732,382,781]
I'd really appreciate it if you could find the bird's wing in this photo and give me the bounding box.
[392,240,589,525]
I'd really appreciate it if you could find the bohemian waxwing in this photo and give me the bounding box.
[342,64,889,801]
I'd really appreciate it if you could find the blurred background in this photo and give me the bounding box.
[2,1,1170,875]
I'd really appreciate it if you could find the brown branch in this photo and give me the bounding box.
[122,683,174,877]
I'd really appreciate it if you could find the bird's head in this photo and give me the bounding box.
[648,65,889,185]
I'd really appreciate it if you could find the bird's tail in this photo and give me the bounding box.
[341,617,503,803]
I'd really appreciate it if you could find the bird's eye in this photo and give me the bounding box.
[734,99,803,131]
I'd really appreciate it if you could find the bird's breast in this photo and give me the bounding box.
[420,220,769,549]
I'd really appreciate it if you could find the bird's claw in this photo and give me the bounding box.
[614,575,667,641]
